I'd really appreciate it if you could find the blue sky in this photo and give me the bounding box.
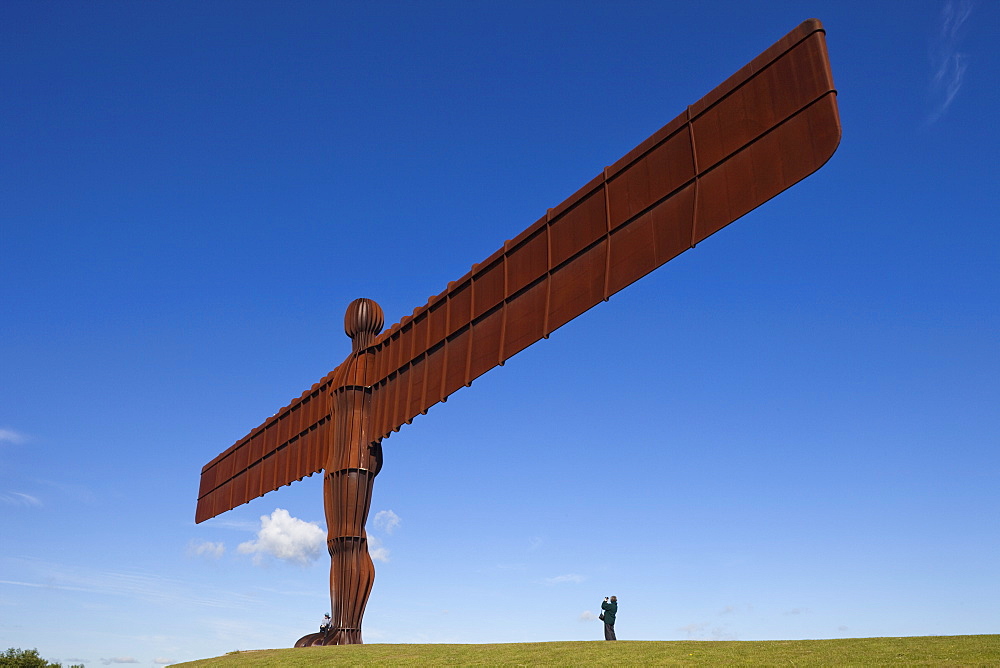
[2,0,998,664]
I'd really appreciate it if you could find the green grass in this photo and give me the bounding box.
[173,635,1000,666]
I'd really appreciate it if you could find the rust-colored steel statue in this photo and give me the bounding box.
[196,20,841,646]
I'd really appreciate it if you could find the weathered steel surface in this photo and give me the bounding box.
[196,19,839,525]
[196,19,840,644]
[320,298,383,645]
[293,631,328,647]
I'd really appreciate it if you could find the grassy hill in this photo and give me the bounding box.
[173,635,1000,666]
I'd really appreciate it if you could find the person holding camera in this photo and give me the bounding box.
[600,596,618,640]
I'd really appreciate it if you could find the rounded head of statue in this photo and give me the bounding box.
[344,298,384,351]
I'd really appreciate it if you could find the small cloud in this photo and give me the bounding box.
[153,658,173,665]
[579,610,597,621]
[372,509,401,534]
[926,0,974,124]
[237,509,325,566]
[527,537,543,551]
[838,625,850,632]
[368,535,390,563]
[1,492,42,507]
[100,658,139,665]
[784,607,810,616]
[188,540,225,559]
[543,574,584,585]
[678,622,707,638]
[719,605,735,615]
[679,622,736,640]
[0,428,27,445]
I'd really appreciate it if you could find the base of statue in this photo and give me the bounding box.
[294,629,363,647]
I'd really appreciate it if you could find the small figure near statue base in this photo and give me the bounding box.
[294,614,361,647]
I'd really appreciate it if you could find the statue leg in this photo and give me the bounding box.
[323,467,376,645]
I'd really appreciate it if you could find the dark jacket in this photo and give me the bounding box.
[601,599,617,626]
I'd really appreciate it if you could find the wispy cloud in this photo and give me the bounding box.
[784,607,810,616]
[101,658,139,665]
[0,492,42,507]
[369,535,390,563]
[203,517,260,532]
[0,558,257,609]
[237,508,325,566]
[927,0,974,124]
[0,428,27,445]
[579,610,597,621]
[187,540,225,559]
[495,562,527,571]
[543,573,584,585]
[718,604,751,616]
[0,578,90,593]
[153,659,173,665]
[372,509,401,534]
[31,478,96,505]
[678,621,737,640]
[678,621,706,637]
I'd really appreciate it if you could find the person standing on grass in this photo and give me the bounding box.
[601,596,618,640]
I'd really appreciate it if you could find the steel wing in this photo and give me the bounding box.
[196,19,840,523]
[364,19,841,442]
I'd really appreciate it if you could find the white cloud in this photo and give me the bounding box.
[153,658,173,665]
[100,658,139,665]
[0,492,42,507]
[927,0,973,124]
[188,540,225,559]
[579,610,597,621]
[0,428,27,445]
[237,508,326,566]
[543,573,584,585]
[372,509,401,534]
[368,535,390,563]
